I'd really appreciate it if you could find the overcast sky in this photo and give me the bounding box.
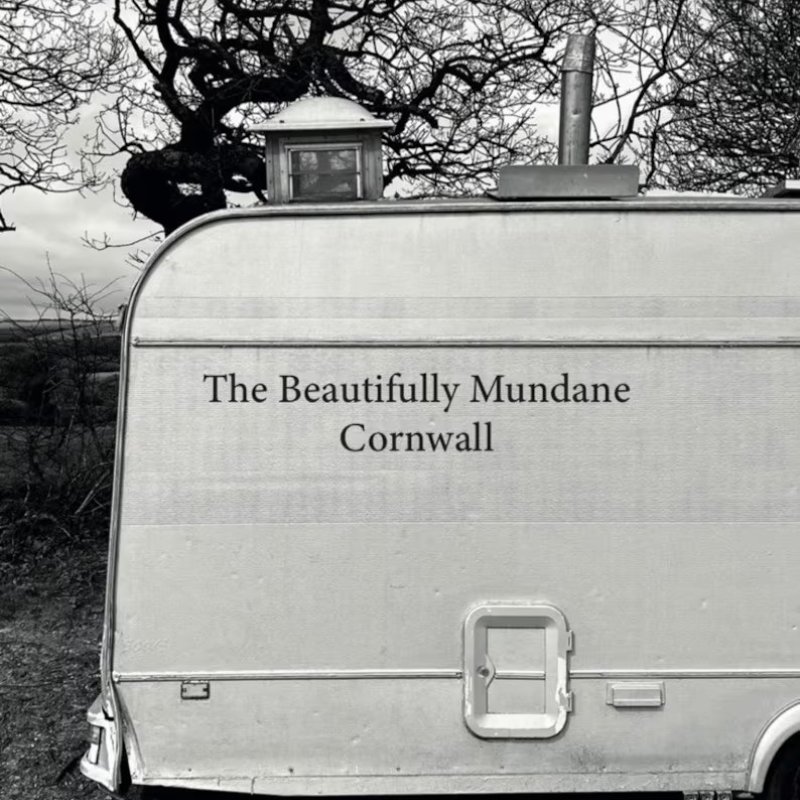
[0,179,155,320]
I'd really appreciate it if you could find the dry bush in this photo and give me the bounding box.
[0,268,121,560]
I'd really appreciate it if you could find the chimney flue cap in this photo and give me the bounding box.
[561,34,595,75]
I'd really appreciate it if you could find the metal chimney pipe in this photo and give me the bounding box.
[558,34,595,166]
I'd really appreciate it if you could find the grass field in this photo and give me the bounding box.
[0,532,111,799]
[0,317,124,796]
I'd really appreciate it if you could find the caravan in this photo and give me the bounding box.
[81,194,800,798]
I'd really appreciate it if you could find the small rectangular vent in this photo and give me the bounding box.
[180,680,210,700]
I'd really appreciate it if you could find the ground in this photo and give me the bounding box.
[0,534,113,799]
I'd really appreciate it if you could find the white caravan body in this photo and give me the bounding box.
[83,199,800,796]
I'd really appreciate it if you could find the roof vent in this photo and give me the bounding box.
[496,33,639,200]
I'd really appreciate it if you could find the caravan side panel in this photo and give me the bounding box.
[110,203,800,793]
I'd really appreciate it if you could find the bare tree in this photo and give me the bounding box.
[88,0,610,233]
[587,0,717,186]
[0,266,120,539]
[82,0,798,228]
[651,0,800,194]
[0,2,127,232]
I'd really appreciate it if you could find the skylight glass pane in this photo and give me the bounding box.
[288,146,361,200]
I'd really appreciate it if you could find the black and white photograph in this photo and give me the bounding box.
[2,2,800,800]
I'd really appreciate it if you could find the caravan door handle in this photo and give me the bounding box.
[476,656,496,687]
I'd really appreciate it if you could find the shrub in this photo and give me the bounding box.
[0,267,122,552]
